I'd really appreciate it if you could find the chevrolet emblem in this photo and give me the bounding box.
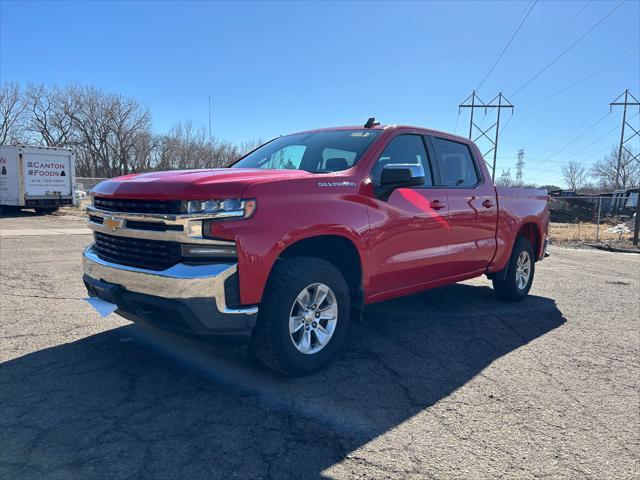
[103,216,124,231]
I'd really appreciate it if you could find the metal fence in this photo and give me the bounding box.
[75,177,108,192]
[549,196,637,248]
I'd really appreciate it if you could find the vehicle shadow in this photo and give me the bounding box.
[0,284,566,479]
[0,208,44,218]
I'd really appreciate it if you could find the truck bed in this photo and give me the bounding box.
[492,186,550,270]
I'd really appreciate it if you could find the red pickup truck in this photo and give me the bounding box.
[83,121,549,375]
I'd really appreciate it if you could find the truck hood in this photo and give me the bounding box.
[92,168,313,199]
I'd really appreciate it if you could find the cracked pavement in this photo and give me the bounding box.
[1,212,639,479]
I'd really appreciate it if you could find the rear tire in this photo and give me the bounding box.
[492,237,535,302]
[249,257,351,376]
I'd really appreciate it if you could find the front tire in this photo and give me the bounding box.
[249,257,351,376]
[492,237,535,302]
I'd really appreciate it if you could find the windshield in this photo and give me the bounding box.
[232,130,381,173]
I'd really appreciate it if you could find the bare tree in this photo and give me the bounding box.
[69,86,120,176]
[0,82,26,144]
[107,94,151,175]
[561,160,587,191]
[591,147,640,190]
[23,84,80,146]
[1,81,265,177]
[239,138,264,156]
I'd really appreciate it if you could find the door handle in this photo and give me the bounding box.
[430,200,447,210]
[482,199,494,208]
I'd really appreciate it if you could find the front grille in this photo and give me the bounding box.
[94,197,183,214]
[94,232,182,271]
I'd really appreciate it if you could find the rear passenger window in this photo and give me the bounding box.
[431,138,479,187]
[371,135,433,187]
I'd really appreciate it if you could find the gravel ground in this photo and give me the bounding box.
[1,212,639,479]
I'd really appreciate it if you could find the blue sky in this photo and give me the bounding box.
[1,0,639,186]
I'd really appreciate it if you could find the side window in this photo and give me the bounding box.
[371,135,433,186]
[431,138,479,187]
[260,145,306,169]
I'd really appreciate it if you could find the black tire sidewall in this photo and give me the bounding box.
[508,237,535,298]
[261,258,351,375]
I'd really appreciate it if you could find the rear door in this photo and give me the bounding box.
[427,136,497,275]
[22,148,73,198]
[367,134,450,299]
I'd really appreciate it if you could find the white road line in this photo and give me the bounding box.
[0,228,92,237]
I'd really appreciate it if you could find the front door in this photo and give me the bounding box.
[367,134,451,300]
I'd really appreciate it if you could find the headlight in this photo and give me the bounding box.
[186,198,257,219]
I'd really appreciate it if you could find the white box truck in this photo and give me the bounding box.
[0,145,76,214]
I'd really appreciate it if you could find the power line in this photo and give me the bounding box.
[564,112,639,161]
[519,46,639,112]
[538,111,614,164]
[476,0,538,91]
[496,45,638,137]
[494,110,614,171]
[503,0,592,92]
[510,0,626,97]
[510,124,639,179]
[510,111,640,182]
[452,111,461,135]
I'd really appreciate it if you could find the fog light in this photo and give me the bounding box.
[181,244,237,258]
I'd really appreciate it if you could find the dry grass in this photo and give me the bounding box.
[549,221,635,246]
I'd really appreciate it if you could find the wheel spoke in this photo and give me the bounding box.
[318,303,335,312]
[289,316,304,333]
[312,284,329,307]
[299,330,311,353]
[296,289,311,309]
[314,325,329,346]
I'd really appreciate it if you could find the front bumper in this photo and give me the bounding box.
[82,245,258,337]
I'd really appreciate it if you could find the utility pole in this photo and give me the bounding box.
[515,149,525,186]
[610,90,640,189]
[459,91,514,181]
[609,89,640,245]
[499,168,512,187]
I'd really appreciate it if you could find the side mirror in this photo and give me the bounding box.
[375,163,425,200]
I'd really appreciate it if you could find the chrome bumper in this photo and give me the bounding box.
[82,245,258,335]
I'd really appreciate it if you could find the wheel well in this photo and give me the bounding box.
[517,223,540,260]
[278,235,362,296]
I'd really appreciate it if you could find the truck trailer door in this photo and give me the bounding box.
[22,147,73,200]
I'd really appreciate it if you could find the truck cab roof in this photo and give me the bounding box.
[293,124,472,145]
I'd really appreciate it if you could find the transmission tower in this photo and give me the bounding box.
[515,149,525,186]
[459,91,514,181]
[609,89,640,189]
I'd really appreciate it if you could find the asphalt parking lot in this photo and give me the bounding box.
[1,212,639,479]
